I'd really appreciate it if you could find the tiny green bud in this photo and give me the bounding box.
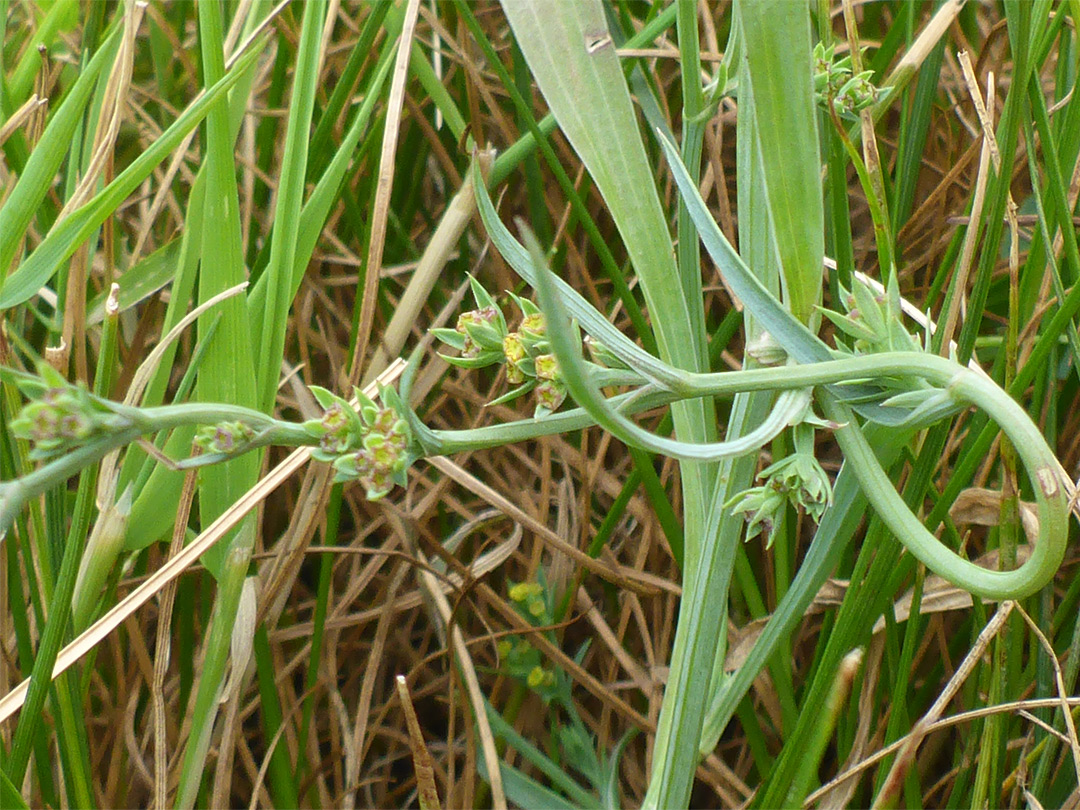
[456,306,504,358]
[195,421,255,455]
[317,403,354,454]
[509,581,543,602]
[745,332,787,366]
[503,333,527,384]
[520,312,546,339]
[534,379,567,417]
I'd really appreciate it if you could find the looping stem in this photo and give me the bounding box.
[528,215,1068,598]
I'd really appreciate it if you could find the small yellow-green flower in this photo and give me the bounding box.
[509,581,543,602]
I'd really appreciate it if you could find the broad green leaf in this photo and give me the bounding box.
[738,1,824,325]
[499,0,714,549]
[252,0,327,414]
[192,1,259,580]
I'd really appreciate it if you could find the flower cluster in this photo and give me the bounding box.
[496,579,559,700]
[10,363,124,460]
[728,450,834,547]
[431,277,572,418]
[303,385,413,500]
[819,274,922,356]
[194,421,256,455]
[813,42,877,118]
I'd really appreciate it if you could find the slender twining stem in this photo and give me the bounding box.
[5,332,1068,602]
[0,401,309,538]
[527,223,1068,600]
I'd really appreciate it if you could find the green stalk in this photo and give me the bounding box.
[174,535,254,810]
[531,242,1069,599]
[4,446,100,786]
[253,0,327,413]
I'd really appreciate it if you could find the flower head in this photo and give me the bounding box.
[195,421,256,455]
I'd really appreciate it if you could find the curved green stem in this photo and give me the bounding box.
[528,219,1068,598]
[0,400,309,538]
[822,378,1068,599]
[5,342,1069,602]
[533,240,811,459]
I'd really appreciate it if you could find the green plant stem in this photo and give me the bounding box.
[174,535,253,810]
[0,399,308,538]
[4,461,98,784]
[530,211,1067,598]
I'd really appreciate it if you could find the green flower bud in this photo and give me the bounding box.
[520,312,546,340]
[728,484,787,547]
[59,410,93,441]
[11,382,113,459]
[195,421,255,455]
[745,332,787,366]
[835,71,877,114]
[456,306,504,358]
[509,581,543,602]
[503,333,527,384]
[534,379,567,417]
[316,403,354,454]
[584,337,630,370]
[360,464,395,501]
[12,402,60,442]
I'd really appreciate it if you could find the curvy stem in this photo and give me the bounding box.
[0,402,308,538]
[531,220,1068,599]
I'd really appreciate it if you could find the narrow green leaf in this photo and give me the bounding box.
[738,1,824,324]
[253,0,327,413]
[0,39,266,309]
[0,21,121,281]
[192,0,259,579]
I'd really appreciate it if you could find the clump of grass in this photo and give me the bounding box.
[1,2,1079,809]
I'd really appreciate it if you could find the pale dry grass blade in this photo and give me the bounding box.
[59,1,146,218]
[396,674,442,810]
[0,94,47,150]
[348,0,423,387]
[153,459,199,810]
[426,455,660,595]
[870,601,1014,808]
[808,694,1080,807]
[256,462,334,628]
[937,60,995,352]
[366,148,496,382]
[413,543,506,810]
[1014,603,1080,789]
[577,586,653,695]
[344,562,406,810]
